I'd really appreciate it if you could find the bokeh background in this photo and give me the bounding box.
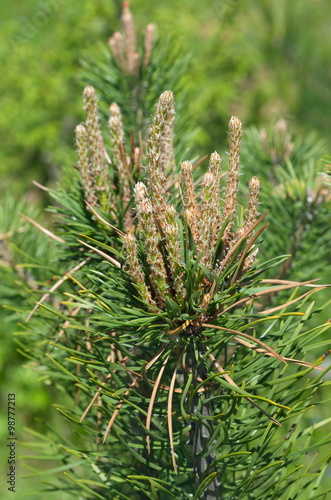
[1,0,330,497]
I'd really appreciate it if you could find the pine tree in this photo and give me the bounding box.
[1,4,331,499]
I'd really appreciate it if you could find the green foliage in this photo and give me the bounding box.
[2,0,331,196]
[81,38,193,151]
[11,88,331,498]
[0,0,118,196]
[15,210,331,499]
[1,2,331,499]
[0,196,64,498]
[0,194,58,394]
[125,0,331,152]
[240,123,331,284]
[80,7,197,170]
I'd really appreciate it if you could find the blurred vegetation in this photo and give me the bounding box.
[0,0,119,197]
[1,0,331,197]
[0,0,330,497]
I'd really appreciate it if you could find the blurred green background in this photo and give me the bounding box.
[1,0,330,497]
[1,0,331,199]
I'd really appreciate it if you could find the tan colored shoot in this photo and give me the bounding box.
[83,86,111,212]
[221,116,243,242]
[109,102,132,230]
[181,160,200,241]
[143,23,155,68]
[121,2,139,75]
[124,233,157,310]
[75,124,98,207]
[134,182,169,306]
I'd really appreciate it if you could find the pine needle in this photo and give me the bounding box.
[102,377,139,444]
[167,356,182,474]
[232,337,324,371]
[207,348,282,426]
[85,202,126,236]
[77,240,121,268]
[201,323,286,364]
[258,287,324,314]
[146,352,171,454]
[19,213,65,243]
[25,260,88,322]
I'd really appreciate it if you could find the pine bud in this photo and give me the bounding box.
[163,204,186,302]
[83,86,111,211]
[134,183,169,306]
[124,233,157,310]
[143,23,155,68]
[181,160,200,241]
[109,102,132,230]
[208,152,222,247]
[197,172,215,265]
[75,124,97,207]
[221,116,243,240]
[108,32,127,70]
[245,176,260,232]
[146,91,175,221]
[121,2,139,75]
